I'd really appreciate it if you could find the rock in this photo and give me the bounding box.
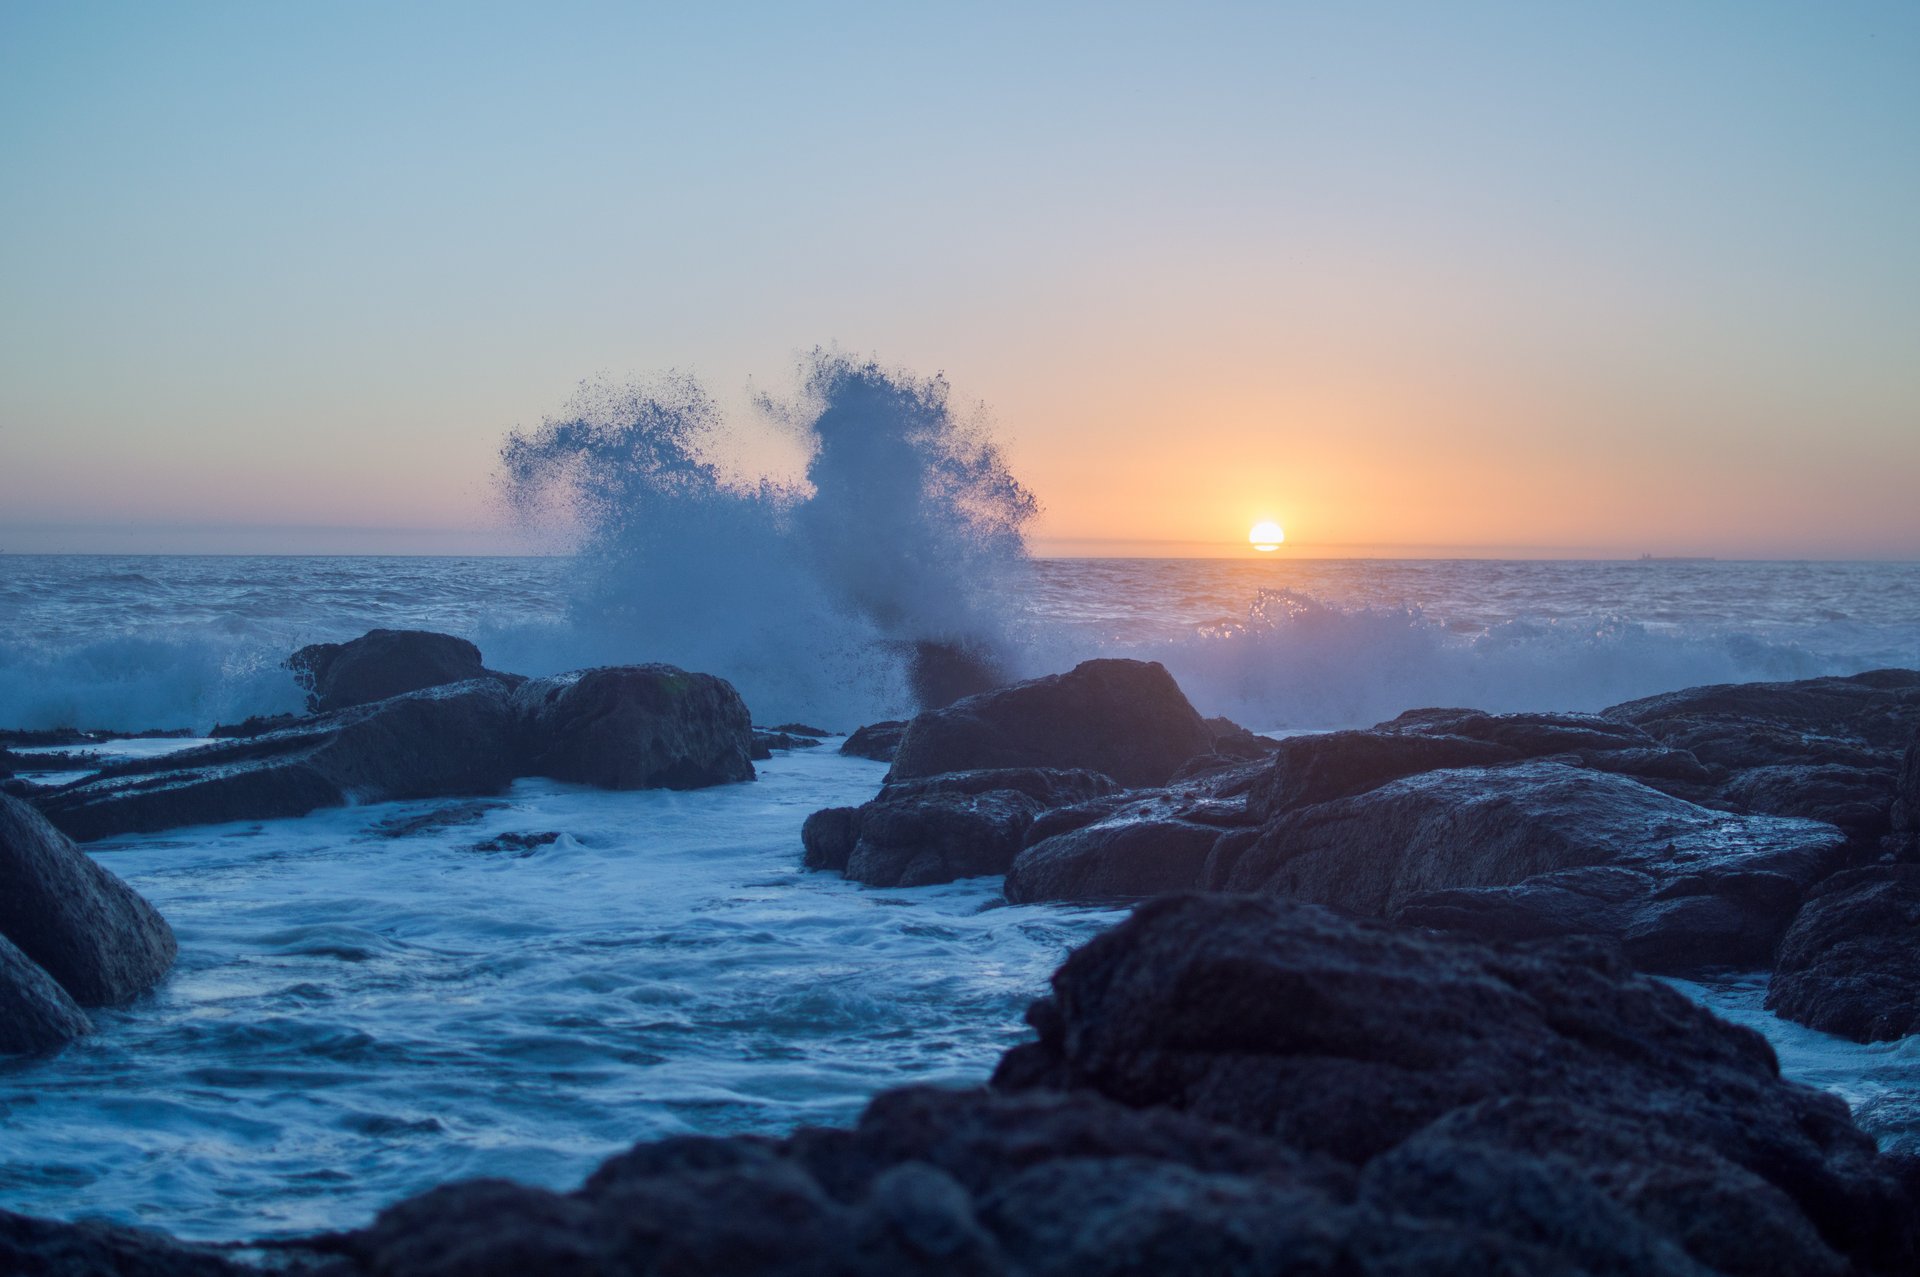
[0,793,176,1006]
[888,660,1215,789]
[994,893,1916,1275]
[0,1208,253,1275]
[1766,865,1920,1042]
[841,721,908,762]
[290,628,506,713]
[1246,728,1517,819]
[812,769,1119,888]
[1005,816,1223,904]
[1605,670,1920,849]
[0,933,91,1055]
[750,728,824,759]
[1206,760,1850,971]
[208,713,302,740]
[513,666,755,791]
[37,681,521,842]
[1893,725,1920,856]
[770,723,831,738]
[905,639,1008,711]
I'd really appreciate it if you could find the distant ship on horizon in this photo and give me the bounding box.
[1637,553,1718,562]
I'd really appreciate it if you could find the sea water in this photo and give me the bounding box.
[1,553,1918,1239]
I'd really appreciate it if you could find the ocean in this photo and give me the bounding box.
[2,552,1917,1240]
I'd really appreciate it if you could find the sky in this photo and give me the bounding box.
[1,2,1916,558]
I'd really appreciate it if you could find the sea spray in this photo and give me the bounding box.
[491,352,1038,725]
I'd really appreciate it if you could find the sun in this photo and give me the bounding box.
[1249,520,1285,552]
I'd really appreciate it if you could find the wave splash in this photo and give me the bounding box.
[486,352,1038,726]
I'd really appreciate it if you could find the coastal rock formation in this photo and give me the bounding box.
[840,720,908,762]
[1210,760,1848,971]
[995,894,1916,1276]
[1893,723,1920,857]
[19,893,1916,1273]
[905,638,1006,711]
[290,628,506,713]
[513,666,755,790]
[805,769,1118,887]
[0,934,91,1055]
[0,1207,249,1275]
[1604,669,1920,849]
[37,681,521,842]
[749,727,824,759]
[0,793,176,1007]
[888,659,1215,789]
[1766,865,1920,1042]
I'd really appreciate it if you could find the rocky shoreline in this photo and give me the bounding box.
[3,633,1917,1273]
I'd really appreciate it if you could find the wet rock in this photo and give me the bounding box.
[1893,724,1920,857]
[770,723,831,738]
[0,1207,252,1275]
[208,713,303,740]
[1766,865,1920,1043]
[812,769,1120,887]
[512,665,755,791]
[888,659,1215,789]
[0,793,176,1006]
[750,728,825,759]
[906,639,1007,711]
[841,721,908,762]
[1005,816,1223,904]
[1206,760,1850,971]
[1247,728,1517,819]
[369,801,508,839]
[994,893,1915,1275]
[471,831,562,855]
[37,681,521,842]
[290,628,508,713]
[1605,670,1920,849]
[0,933,92,1055]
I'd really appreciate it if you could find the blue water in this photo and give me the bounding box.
[1,553,1917,1240]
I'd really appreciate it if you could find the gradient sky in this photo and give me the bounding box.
[2,2,1916,557]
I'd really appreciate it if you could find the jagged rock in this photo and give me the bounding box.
[1005,816,1223,904]
[1247,728,1517,819]
[1605,670,1920,849]
[290,628,507,713]
[1766,865,1920,1042]
[750,728,825,759]
[0,793,176,1007]
[208,713,302,740]
[1893,724,1920,856]
[513,666,755,791]
[37,681,521,842]
[808,769,1119,888]
[905,639,1007,711]
[841,721,908,762]
[770,723,831,738]
[994,893,1916,1275]
[0,933,91,1055]
[1206,760,1850,971]
[888,660,1214,789]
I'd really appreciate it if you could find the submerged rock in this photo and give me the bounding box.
[888,659,1215,789]
[1767,865,1920,1043]
[513,666,755,791]
[290,628,506,713]
[37,681,521,842]
[0,793,176,1008]
[750,728,825,759]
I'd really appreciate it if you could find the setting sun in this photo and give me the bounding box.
[1249,520,1286,552]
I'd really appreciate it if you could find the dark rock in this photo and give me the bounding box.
[771,723,831,738]
[37,681,521,842]
[1247,728,1518,819]
[841,721,908,762]
[888,660,1214,789]
[905,639,1006,711]
[815,769,1120,888]
[1005,817,1223,904]
[369,801,508,839]
[0,933,92,1055]
[1767,865,1920,1042]
[994,893,1915,1274]
[0,793,176,1005]
[512,665,755,791]
[471,831,561,855]
[0,1208,253,1276]
[750,728,825,759]
[1893,725,1920,856]
[1206,760,1850,971]
[290,628,505,713]
[208,713,302,740]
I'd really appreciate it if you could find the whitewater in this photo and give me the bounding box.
[2,359,1917,1241]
